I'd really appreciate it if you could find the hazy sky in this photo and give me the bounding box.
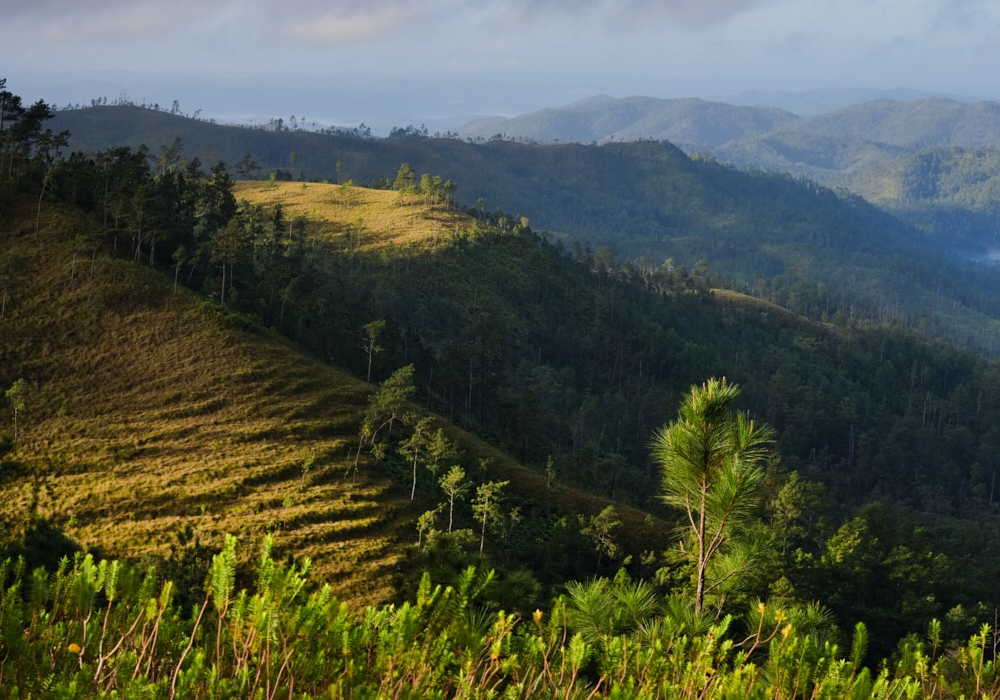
[3,0,1000,127]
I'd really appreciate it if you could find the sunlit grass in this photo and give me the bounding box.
[0,198,408,606]
[233,181,482,253]
[0,194,666,606]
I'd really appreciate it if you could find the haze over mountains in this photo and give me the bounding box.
[459,95,1000,244]
[459,95,1000,152]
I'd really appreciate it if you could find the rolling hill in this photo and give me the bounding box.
[457,95,1000,152]
[0,191,666,606]
[9,158,1000,652]
[830,146,1000,244]
[457,95,1000,192]
[46,105,1000,349]
[458,96,801,148]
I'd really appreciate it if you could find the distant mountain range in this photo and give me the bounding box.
[718,87,981,116]
[459,96,801,148]
[459,96,1000,242]
[459,95,1000,152]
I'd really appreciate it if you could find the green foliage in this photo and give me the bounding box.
[49,102,1000,348]
[580,505,622,570]
[2,536,998,698]
[439,464,470,533]
[834,146,1000,243]
[652,379,774,612]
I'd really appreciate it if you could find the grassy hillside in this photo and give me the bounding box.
[12,156,1000,654]
[203,181,1000,652]
[231,180,478,253]
[0,194,665,605]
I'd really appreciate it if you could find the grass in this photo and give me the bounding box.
[233,181,480,254]
[0,192,668,606]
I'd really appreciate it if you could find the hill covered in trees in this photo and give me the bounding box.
[458,96,1000,150]
[48,105,1000,350]
[830,146,1000,244]
[457,95,1000,184]
[9,84,1000,693]
[458,96,801,148]
[2,193,667,607]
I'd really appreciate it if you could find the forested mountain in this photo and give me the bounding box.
[48,105,1000,349]
[460,95,1000,152]
[832,146,1000,244]
[722,86,977,115]
[459,95,1000,197]
[712,131,906,181]
[458,96,801,147]
[710,99,1000,186]
[796,98,1000,149]
[10,80,1000,695]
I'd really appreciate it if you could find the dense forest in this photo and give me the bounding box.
[50,104,1000,350]
[6,80,1000,695]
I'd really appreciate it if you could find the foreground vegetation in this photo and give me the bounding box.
[3,380,999,699]
[5,534,998,699]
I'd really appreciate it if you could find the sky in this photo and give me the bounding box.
[3,0,1000,130]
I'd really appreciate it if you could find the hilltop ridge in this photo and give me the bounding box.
[0,193,664,605]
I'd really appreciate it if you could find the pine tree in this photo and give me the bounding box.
[650,378,773,613]
[472,480,509,556]
[439,465,470,533]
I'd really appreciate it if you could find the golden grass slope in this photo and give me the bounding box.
[233,181,481,253]
[0,199,413,606]
[0,194,666,606]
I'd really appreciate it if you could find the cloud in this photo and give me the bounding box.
[973,33,1000,58]
[1,0,443,47]
[866,34,916,59]
[768,31,808,55]
[933,0,992,32]
[484,0,770,29]
[3,0,211,44]
[2,0,768,49]
[272,1,432,45]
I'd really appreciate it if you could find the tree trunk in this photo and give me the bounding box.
[480,513,487,557]
[35,178,47,239]
[220,262,226,308]
[411,448,419,501]
[695,489,708,613]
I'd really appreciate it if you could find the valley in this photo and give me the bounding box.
[6,80,1000,696]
